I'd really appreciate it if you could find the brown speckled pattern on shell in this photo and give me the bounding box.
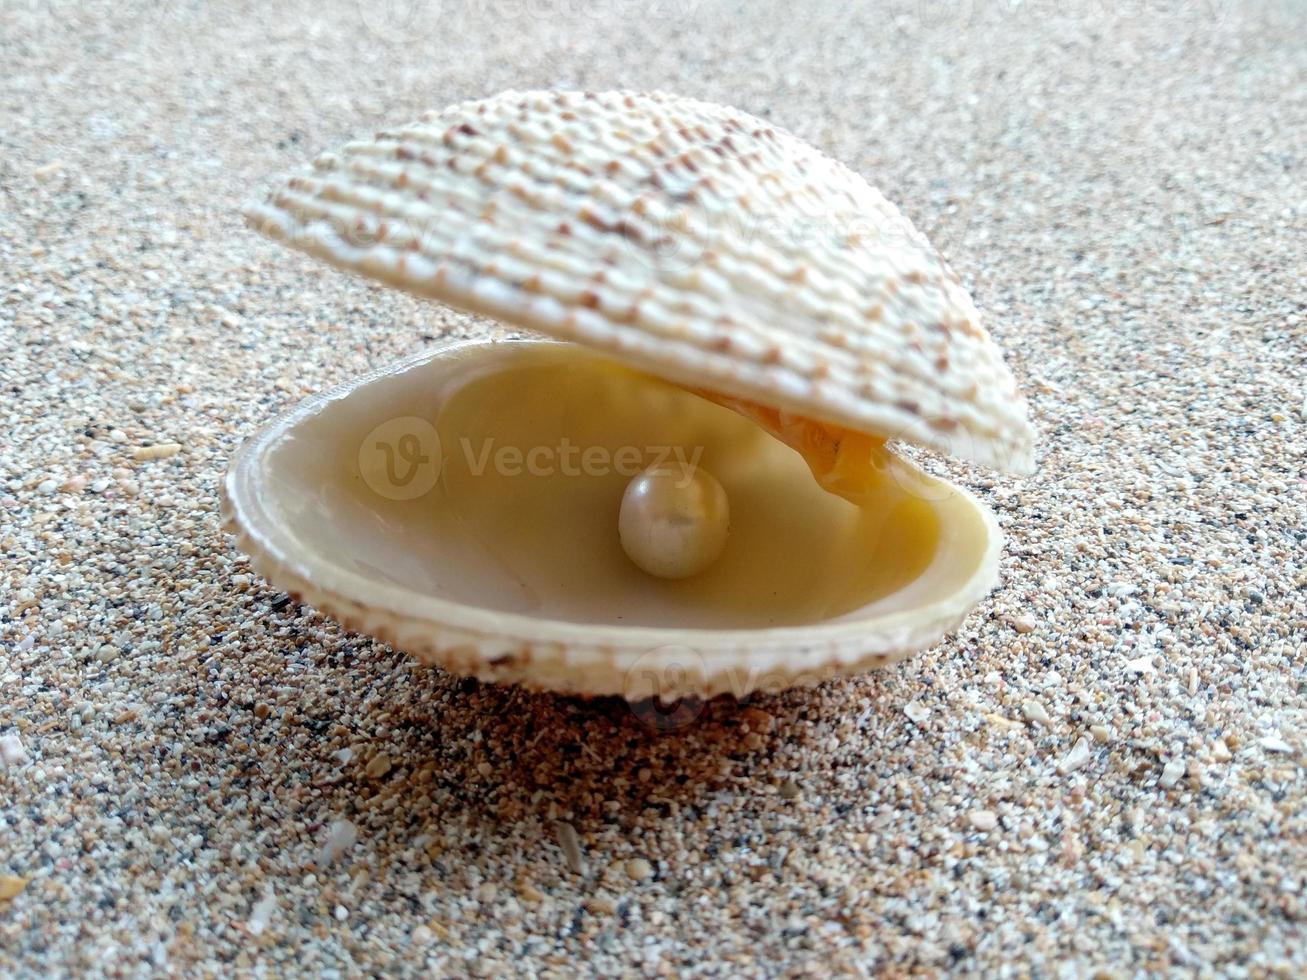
[245,90,1035,473]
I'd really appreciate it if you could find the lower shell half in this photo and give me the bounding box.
[220,339,1002,700]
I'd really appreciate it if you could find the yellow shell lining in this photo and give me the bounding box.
[222,339,1003,694]
[244,343,960,629]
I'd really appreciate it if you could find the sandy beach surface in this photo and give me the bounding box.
[2,0,1304,974]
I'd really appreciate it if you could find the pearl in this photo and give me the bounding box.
[619,462,730,579]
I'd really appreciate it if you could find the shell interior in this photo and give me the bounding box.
[222,339,1000,698]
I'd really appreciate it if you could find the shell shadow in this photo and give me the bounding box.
[384,667,815,826]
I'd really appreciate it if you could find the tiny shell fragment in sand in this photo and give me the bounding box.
[1058,736,1092,774]
[903,701,929,724]
[317,819,358,866]
[625,858,653,882]
[1010,613,1037,634]
[1022,700,1051,726]
[133,443,183,461]
[0,733,27,769]
[1159,758,1185,789]
[554,821,586,875]
[247,890,277,936]
[0,875,28,901]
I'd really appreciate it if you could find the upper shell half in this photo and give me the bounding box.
[245,89,1035,473]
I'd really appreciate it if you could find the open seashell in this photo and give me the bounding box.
[226,90,1035,700]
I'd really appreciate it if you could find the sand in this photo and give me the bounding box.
[2,0,1304,974]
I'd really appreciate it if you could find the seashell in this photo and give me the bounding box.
[226,90,1035,700]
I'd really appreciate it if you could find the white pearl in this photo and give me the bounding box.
[619,462,730,579]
